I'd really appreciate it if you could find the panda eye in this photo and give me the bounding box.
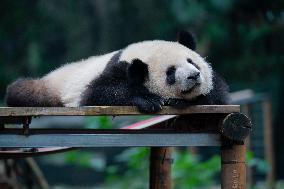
[187,58,200,70]
[187,58,193,63]
[166,66,176,85]
[166,66,176,76]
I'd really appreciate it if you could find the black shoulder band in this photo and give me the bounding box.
[109,50,123,65]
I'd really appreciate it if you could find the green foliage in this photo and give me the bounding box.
[58,147,271,189]
[103,148,149,189]
[84,115,154,129]
[246,151,270,174]
[170,0,284,84]
[275,181,284,189]
[85,116,113,129]
[1,0,283,106]
[101,148,221,189]
[64,151,93,168]
[100,149,271,189]
[172,151,220,188]
[0,0,283,103]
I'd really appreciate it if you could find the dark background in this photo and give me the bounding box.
[0,0,284,183]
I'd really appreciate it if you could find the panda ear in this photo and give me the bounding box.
[177,30,196,50]
[127,59,149,85]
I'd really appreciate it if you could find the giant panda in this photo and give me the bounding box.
[5,31,229,113]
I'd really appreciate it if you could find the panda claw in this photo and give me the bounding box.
[132,95,164,113]
[166,98,193,109]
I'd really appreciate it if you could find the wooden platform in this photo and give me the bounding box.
[0,105,251,189]
[0,105,246,148]
[0,105,240,116]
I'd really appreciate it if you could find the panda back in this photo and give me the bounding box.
[43,51,118,107]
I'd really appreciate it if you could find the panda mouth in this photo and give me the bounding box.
[181,83,200,94]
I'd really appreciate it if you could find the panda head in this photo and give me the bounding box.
[120,31,213,101]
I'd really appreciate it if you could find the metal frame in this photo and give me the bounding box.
[0,133,220,147]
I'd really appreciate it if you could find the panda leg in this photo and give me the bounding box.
[81,82,164,113]
[132,93,164,113]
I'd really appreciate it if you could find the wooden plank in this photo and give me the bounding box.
[0,105,240,116]
[0,133,220,147]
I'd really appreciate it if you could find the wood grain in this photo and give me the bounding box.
[150,147,172,189]
[220,113,252,141]
[0,105,240,116]
[221,144,246,189]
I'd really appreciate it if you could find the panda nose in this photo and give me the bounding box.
[187,72,200,80]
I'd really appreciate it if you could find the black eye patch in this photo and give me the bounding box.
[187,58,200,70]
[166,66,176,85]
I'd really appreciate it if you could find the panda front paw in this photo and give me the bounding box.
[132,95,164,113]
[165,98,193,109]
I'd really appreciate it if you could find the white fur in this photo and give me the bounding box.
[43,51,117,106]
[42,40,213,106]
[120,40,213,100]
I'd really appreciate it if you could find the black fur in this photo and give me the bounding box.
[177,30,196,50]
[6,79,63,107]
[187,58,200,70]
[166,66,176,85]
[81,49,229,113]
[128,59,149,85]
[165,72,229,108]
[80,51,163,113]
